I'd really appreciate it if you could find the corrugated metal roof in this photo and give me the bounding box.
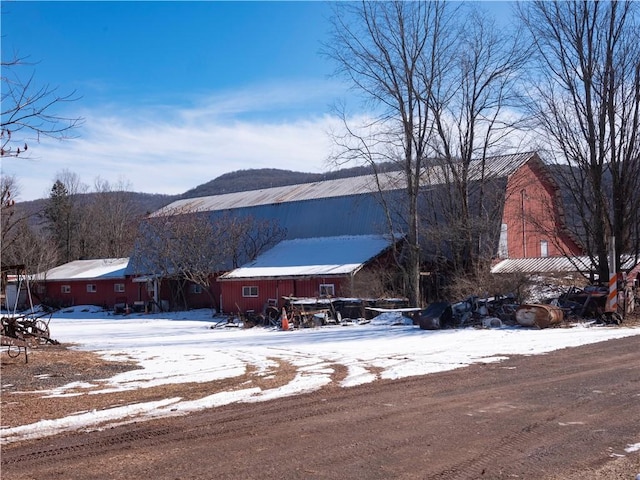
[152,152,536,216]
[491,254,639,274]
[219,234,400,280]
[491,256,594,274]
[152,175,392,216]
[36,258,130,281]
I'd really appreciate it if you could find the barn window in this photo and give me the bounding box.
[190,284,202,294]
[61,285,71,294]
[498,224,508,258]
[86,284,97,293]
[242,286,258,297]
[319,284,335,297]
[540,240,549,258]
[114,283,125,293]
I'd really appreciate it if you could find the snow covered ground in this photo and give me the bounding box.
[2,306,639,444]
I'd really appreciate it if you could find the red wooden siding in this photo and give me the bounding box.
[219,277,351,314]
[218,241,401,313]
[502,159,583,259]
[42,278,137,309]
[42,277,222,311]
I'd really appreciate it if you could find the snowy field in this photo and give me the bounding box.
[2,306,640,444]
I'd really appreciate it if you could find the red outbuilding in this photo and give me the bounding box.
[33,258,136,311]
[218,234,402,314]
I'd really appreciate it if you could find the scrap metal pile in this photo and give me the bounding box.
[416,284,632,331]
[237,284,635,331]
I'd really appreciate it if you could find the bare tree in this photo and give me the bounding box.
[1,57,81,157]
[130,206,209,309]
[221,214,287,269]
[80,177,140,258]
[3,221,58,280]
[518,1,640,281]
[131,208,285,310]
[1,174,21,257]
[1,175,58,277]
[326,1,456,306]
[326,2,528,303]
[425,7,529,275]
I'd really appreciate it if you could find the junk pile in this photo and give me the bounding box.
[416,294,520,330]
[238,297,411,329]
[236,284,632,331]
[416,284,631,331]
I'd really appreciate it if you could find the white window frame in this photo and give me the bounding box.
[319,284,335,297]
[61,285,71,294]
[498,223,508,258]
[86,284,97,293]
[540,240,549,258]
[114,283,125,293]
[242,286,258,298]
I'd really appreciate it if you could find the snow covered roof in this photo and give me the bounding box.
[36,258,130,281]
[491,254,639,274]
[219,234,401,280]
[152,152,536,216]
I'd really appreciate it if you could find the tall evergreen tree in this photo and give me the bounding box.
[43,180,74,263]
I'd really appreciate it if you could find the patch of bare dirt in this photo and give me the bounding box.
[1,344,297,429]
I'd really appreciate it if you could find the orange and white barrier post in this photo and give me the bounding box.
[607,273,618,313]
[606,236,617,313]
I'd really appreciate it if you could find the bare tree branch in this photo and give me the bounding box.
[1,57,82,157]
[518,0,640,280]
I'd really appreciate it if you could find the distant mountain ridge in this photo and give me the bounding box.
[179,163,398,199]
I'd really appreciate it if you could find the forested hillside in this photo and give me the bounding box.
[179,163,397,199]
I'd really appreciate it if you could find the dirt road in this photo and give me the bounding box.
[2,335,639,479]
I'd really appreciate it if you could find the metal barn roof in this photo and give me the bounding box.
[491,256,594,274]
[153,174,395,216]
[124,194,398,276]
[491,254,639,275]
[152,152,536,216]
[204,192,397,240]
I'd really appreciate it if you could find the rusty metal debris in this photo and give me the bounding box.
[1,311,59,363]
[515,304,564,328]
[417,294,520,330]
[415,281,635,330]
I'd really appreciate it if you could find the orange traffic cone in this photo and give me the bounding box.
[281,308,289,331]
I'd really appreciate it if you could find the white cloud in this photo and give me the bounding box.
[3,80,350,202]
[2,77,539,203]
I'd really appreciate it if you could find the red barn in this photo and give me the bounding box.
[218,234,401,314]
[135,151,592,309]
[499,154,583,259]
[34,258,135,310]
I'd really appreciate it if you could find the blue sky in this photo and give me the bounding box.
[2,1,514,201]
